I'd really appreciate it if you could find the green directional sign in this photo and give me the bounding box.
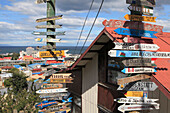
[32,31,65,35]
[128,5,153,16]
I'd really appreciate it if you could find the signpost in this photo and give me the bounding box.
[128,5,153,16]
[43,69,57,76]
[50,78,73,83]
[51,73,72,79]
[126,0,156,7]
[39,50,65,58]
[36,45,56,50]
[35,38,61,42]
[123,37,153,43]
[124,14,156,22]
[36,15,62,22]
[122,58,153,67]
[32,31,65,35]
[108,50,170,58]
[102,19,163,33]
[121,67,156,74]
[114,97,158,104]
[117,82,158,91]
[36,88,68,94]
[114,28,157,38]
[36,25,62,29]
[113,42,159,51]
[35,0,50,4]
[117,74,151,85]
[118,103,159,112]
[41,83,63,89]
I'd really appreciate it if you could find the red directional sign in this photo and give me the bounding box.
[123,37,153,44]
[102,19,163,33]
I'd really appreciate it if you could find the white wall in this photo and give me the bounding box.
[82,54,98,113]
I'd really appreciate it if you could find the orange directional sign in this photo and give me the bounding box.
[39,50,65,58]
[124,14,156,22]
[124,91,143,98]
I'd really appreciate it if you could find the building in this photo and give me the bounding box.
[1,66,13,73]
[63,27,170,113]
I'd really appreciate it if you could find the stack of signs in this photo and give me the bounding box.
[105,0,164,112]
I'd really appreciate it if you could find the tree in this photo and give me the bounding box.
[4,68,28,94]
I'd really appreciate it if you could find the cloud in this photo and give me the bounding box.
[156,19,170,32]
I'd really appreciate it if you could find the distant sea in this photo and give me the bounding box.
[0,46,88,54]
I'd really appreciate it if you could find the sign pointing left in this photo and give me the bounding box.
[32,31,65,35]
[121,67,157,74]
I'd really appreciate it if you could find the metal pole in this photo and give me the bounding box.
[47,0,56,50]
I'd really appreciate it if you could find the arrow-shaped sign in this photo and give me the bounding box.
[36,88,68,94]
[36,25,62,29]
[118,103,159,112]
[108,50,170,58]
[117,74,151,85]
[36,45,56,50]
[102,19,163,33]
[115,98,158,104]
[117,82,158,91]
[43,69,57,76]
[124,14,156,22]
[123,37,153,43]
[32,31,65,35]
[36,15,62,23]
[35,0,50,4]
[121,67,156,74]
[35,38,61,42]
[128,5,153,16]
[113,42,159,51]
[114,28,157,38]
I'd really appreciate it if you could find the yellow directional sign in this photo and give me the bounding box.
[39,50,65,58]
[124,14,156,22]
[124,91,143,97]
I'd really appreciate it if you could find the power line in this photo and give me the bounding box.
[73,0,95,54]
[79,0,105,54]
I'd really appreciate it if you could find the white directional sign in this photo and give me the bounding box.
[114,98,158,104]
[36,88,68,94]
[118,103,159,112]
[121,67,156,74]
[113,42,159,51]
[117,82,158,91]
[35,38,61,42]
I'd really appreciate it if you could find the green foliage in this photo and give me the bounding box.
[1,68,42,113]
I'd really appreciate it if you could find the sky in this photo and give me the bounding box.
[0,0,170,46]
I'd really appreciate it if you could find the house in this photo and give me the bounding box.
[63,27,170,113]
[1,66,13,73]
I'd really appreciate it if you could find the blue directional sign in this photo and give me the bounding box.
[114,28,157,38]
[108,50,170,58]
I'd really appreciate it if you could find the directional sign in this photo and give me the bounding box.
[118,103,159,112]
[124,91,144,98]
[39,50,65,58]
[102,19,163,33]
[41,83,63,89]
[43,69,57,76]
[108,50,170,58]
[51,73,72,79]
[49,78,73,83]
[35,38,61,42]
[35,100,59,109]
[36,88,68,94]
[35,0,50,4]
[114,98,158,104]
[117,74,151,85]
[128,5,153,16]
[114,28,157,38]
[122,58,153,67]
[123,37,153,43]
[32,31,65,35]
[36,45,56,50]
[121,67,156,74]
[126,0,156,7]
[36,15,62,22]
[117,82,158,91]
[113,42,159,51]
[36,25,62,29]
[124,14,156,22]
[39,93,69,98]
[45,97,63,100]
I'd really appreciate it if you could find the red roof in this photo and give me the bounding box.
[32,68,42,71]
[68,27,170,99]
[24,56,33,58]
[0,58,3,60]
[1,66,13,69]
[3,57,12,60]
[33,58,42,60]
